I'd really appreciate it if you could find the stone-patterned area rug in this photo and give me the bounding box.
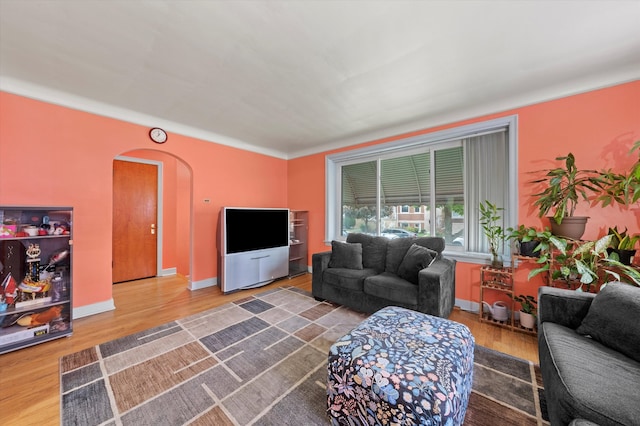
[60,286,548,425]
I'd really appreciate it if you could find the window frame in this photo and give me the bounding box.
[325,115,518,264]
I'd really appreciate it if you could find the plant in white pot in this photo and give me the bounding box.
[529,153,603,239]
[512,294,537,330]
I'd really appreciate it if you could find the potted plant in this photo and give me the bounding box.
[507,225,541,257]
[528,234,640,290]
[479,200,505,268]
[583,235,640,288]
[602,254,640,287]
[607,226,639,266]
[521,228,562,278]
[593,140,640,208]
[529,153,603,239]
[512,294,537,329]
[529,236,606,291]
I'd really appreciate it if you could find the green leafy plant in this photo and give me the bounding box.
[602,256,640,286]
[527,230,569,280]
[507,224,539,243]
[530,153,603,224]
[594,140,640,208]
[532,236,606,290]
[506,225,542,256]
[512,294,537,315]
[528,234,640,289]
[479,200,505,260]
[608,226,640,251]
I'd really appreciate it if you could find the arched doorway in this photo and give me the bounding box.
[113,150,192,285]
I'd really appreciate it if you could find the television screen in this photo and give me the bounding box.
[224,208,289,254]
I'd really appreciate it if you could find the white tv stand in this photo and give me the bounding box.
[220,246,289,293]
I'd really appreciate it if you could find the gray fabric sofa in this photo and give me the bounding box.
[312,233,456,318]
[538,284,640,426]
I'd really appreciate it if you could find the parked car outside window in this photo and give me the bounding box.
[451,237,464,246]
[381,228,416,238]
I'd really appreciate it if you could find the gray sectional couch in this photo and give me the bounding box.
[312,233,456,318]
[538,283,640,426]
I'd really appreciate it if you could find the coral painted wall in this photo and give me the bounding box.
[0,92,287,311]
[1,80,638,314]
[289,80,640,306]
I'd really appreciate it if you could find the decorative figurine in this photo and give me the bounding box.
[16,305,63,327]
[1,273,17,305]
[25,243,41,282]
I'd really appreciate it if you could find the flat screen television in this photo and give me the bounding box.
[222,207,290,255]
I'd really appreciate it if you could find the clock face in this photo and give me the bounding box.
[149,127,167,143]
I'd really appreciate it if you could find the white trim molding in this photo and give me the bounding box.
[73,299,116,319]
[189,277,217,291]
[159,267,177,277]
[456,298,480,314]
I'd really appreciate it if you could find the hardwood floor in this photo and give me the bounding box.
[0,273,538,426]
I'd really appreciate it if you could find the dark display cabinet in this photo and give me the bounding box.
[0,206,72,354]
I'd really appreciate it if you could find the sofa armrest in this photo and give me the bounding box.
[312,251,332,299]
[417,258,456,318]
[538,286,595,330]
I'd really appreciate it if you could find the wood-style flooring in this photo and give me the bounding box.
[0,273,538,426]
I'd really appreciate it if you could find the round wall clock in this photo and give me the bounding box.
[149,127,167,144]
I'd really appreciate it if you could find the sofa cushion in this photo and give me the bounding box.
[323,268,377,292]
[384,238,415,275]
[397,243,437,284]
[384,237,446,274]
[540,322,640,425]
[363,272,418,307]
[328,241,363,270]
[568,420,600,426]
[412,236,445,254]
[576,282,640,363]
[346,233,388,272]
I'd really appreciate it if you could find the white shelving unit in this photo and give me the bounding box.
[289,211,308,277]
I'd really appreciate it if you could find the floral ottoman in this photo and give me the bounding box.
[327,306,474,425]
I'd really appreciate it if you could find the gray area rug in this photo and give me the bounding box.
[60,286,548,425]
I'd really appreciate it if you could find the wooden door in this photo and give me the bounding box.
[112,160,158,283]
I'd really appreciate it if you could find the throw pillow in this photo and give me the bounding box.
[397,243,437,285]
[576,282,640,363]
[347,233,388,272]
[328,241,363,270]
[385,238,416,275]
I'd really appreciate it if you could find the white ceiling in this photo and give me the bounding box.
[1,1,639,159]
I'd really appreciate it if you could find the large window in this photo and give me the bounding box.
[326,116,518,261]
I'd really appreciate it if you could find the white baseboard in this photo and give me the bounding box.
[159,267,177,277]
[189,277,217,291]
[456,298,479,314]
[73,298,115,319]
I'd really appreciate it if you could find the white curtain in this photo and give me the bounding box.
[465,131,509,255]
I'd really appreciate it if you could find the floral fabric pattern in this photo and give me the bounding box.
[327,306,474,425]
